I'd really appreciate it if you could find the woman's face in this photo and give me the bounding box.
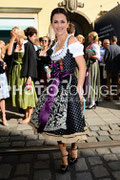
[78,37,84,44]
[11,28,17,37]
[88,35,93,43]
[42,37,49,47]
[51,13,69,36]
[28,33,37,44]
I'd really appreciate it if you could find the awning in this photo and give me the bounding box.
[0,18,35,30]
[95,4,120,41]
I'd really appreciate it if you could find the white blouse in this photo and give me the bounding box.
[14,40,28,52]
[51,35,84,61]
[91,43,100,59]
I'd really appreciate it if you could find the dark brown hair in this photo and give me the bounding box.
[67,23,75,34]
[39,37,43,42]
[50,8,69,23]
[25,27,37,37]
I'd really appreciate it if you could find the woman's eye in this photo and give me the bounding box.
[54,21,58,23]
[61,21,65,23]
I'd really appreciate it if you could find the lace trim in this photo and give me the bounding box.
[51,34,72,61]
[51,36,84,60]
[42,131,87,143]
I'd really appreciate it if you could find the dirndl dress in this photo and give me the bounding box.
[31,35,87,143]
[0,72,9,100]
[9,51,38,109]
[86,43,101,101]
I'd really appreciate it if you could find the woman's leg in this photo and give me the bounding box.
[58,141,68,171]
[0,99,8,126]
[70,142,78,164]
[20,107,33,124]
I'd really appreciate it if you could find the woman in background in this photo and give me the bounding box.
[7,26,38,124]
[85,31,100,109]
[0,40,9,126]
[37,36,51,92]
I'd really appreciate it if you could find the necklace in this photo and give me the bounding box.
[51,34,71,59]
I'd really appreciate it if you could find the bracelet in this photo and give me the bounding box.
[44,64,53,74]
[45,66,49,69]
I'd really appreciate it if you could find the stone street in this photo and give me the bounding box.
[0,146,120,180]
[0,98,120,180]
[0,98,120,149]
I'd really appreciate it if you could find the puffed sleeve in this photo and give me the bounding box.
[68,42,84,58]
[92,44,100,59]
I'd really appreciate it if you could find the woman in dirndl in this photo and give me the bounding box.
[0,40,9,126]
[31,8,86,172]
[7,26,38,124]
[85,31,100,109]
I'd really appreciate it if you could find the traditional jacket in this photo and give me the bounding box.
[5,41,38,78]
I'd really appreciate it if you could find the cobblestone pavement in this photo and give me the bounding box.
[0,146,120,180]
[0,99,119,149]
[0,98,120,179]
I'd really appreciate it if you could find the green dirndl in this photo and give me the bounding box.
[10,52,38,109]
[87,61,100,100]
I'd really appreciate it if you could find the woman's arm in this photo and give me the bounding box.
[68,36,86,102]
[0,50,2,61]
[91,43,100,61]
[75,55,86,101]
[91,55,100,61]
[7,33,16,56]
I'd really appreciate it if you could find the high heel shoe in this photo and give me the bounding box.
[60,154,69,173]
[86,104,96,109]
[70,147,78,165]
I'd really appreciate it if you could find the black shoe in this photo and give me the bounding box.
[95,101,99,106]
[60,154,69,173]
[70,147,78,165]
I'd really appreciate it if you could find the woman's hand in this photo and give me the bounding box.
[45,66,51,79]
[86,72,89,77]
[3,62,7,69]
[47,73,51,79]
[77,86,83,106]
[11,30,17,40]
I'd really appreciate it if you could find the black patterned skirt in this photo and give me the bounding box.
[31,74,87,143]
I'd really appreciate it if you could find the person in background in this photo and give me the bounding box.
[24,26,38,82]
[104,36,120,100]
[75,34,85,78]
[76,34,85,45]
[0,40,9,126]
[39,37,43,49]
[31,8,86,173]
[7,26,38,124]
[37,36,51,92]
[98,40,102,47]
[86,31,100,109]
[24,27,38,45]
[99,39,110,85]
[67,22,75,35]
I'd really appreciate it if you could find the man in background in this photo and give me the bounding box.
[104,36,120,100]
